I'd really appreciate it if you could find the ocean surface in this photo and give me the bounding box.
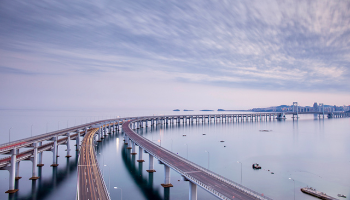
[0,109,349,200]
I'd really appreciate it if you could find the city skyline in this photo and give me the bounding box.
[1,0,350,111]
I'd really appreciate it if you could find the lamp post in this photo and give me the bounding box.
[289,178,295,200]
[184,144,188,159]
[114,187,122,200]
[171,139,173,152]
[9,127,12,143]
[31,124,33,137]
[104,165,110,194]
[205,150,210,169]
[237,161,242,185]
[46,122,48,133]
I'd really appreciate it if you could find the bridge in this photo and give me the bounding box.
[0,110,348,199]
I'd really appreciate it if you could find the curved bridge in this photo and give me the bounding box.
[123,118,271,200]
[1,112,348,199]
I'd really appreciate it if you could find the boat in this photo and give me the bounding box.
[338,194,346,198]
[252,163,261,169]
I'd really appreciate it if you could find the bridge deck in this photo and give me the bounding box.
[123,120,268,200]
[77,128,110,200]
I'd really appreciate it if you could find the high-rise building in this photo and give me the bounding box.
[313,102,318,111]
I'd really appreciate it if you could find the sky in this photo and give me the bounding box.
[1,0,350,111]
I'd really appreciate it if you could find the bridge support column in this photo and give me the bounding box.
[37,142,44,167]
[146,154,156,172]
[76,130,82,150]
[30,142,39,180]
[15,151,21,180]
[137,147,145,162]
[161,165,173,187]
[5,148,18,193]
[51,137,59,167]
[127,137,132,149]
[131,141,137,155]
[189,181,197,200]
[66,132,71,158]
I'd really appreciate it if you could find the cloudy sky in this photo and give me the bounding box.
[1,0,349,111]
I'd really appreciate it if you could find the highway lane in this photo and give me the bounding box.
[77,128,110,200]
[123,120,268,200]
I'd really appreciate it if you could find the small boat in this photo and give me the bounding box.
[252,163,261,169]
[338,194,346,198]
[202,134,206,135]
[220,141,224,142]
[182,135,186,136]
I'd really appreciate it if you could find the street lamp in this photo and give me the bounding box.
[171,139,173,152]
[9,127,12,143]
[184,144,188,159]
[46,122,48,133]
[205,150,210,169]
[31,124,33,137]
[237,161,242,185]
[114,187,122,200]
[289,178,295,200]
[104,165,110,194]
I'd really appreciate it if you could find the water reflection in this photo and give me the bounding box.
[121,146,162,200]
[10,151,79,200]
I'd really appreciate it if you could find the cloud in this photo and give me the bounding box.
[0,0,350,101]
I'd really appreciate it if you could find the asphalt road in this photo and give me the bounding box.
[77,128,109,200]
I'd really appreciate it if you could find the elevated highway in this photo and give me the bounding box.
[0,110,348,198]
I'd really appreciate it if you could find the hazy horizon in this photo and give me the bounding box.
[1,0,349,111]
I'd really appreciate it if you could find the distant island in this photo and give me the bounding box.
[173,109,180,111]
[217,109,248,111]
[200,109,214,111]
[183,109,194,111]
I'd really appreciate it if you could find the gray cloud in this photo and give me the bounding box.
[0,0,349,92]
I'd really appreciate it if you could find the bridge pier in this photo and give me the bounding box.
[161,165,173,187]
[189,181,197,200]
[37,142,44,167]
[97,127,102,142]
[146,154,156,172]
[131,141,137,155]
[127,137,132,149]
[15,155,21,180]
[29,142,39,180]
[51,137,59,167]
[76,130,82,151]
[66,132,71,158]
[5,148,18,193]
[137,147,144,162]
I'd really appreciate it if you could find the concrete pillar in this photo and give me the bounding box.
[15,149,21,180]
[66,132,71,157]
[189,181,197,200]
[108,123,111,134]
[76,130,81,150]
[5,148,18,193]
[30,142,39,180]
[146,154,156,172]
[127,137,132,149]
[131,141,137,155]
[104,125,107,136]
[161,165,173,187]
[51,137,59,167]
[37,142,44,167]
[137,147,144,162]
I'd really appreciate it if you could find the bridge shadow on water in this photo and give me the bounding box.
[8,151,79,200]
[121,145,165,200]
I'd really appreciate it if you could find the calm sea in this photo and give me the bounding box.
[0,110,349,200]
